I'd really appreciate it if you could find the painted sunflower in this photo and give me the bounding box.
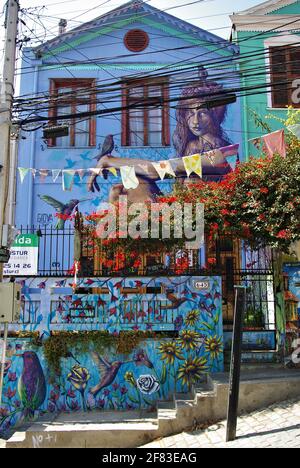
[158,341,184,365]
[177,357,208,387]
[178,330,201,351]
[205,336,223,359]
[184,310,200,327]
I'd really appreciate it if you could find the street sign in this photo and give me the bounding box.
[3,234,39,276]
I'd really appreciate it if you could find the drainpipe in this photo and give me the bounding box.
[27,63,38,227]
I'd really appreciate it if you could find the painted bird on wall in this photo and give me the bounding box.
[17,351,46,418]
[95,134,115,180]
[89,352,126,397]
[38,195,87,229]
[96,134,115,162]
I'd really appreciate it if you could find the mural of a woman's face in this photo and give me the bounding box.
[186,103,215,137]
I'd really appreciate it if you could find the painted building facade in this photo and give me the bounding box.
[1,0,244,436]
[1,0,289,438]
[16,0,242,228]
[231,0,300,158]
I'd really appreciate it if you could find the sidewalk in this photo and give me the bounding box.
[141,398,300,448]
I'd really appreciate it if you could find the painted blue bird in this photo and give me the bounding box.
[65,159,77,169]
[95,134,115,180]
[95,135,115,161]
[17,351,46,418]
[79,151,92,161]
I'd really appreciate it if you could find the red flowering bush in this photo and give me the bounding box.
[79,143,300,256]
[173,147,300,252]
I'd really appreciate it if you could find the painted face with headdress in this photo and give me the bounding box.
[173,67,232,178]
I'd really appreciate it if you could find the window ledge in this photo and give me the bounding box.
[121,145,171,149]
[47,146,96,150]
[266,108,289,111]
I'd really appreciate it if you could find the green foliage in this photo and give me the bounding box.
[42,330,171,378]
[244,307,265,329]
[173,146,300,252]
[248,108,272,133]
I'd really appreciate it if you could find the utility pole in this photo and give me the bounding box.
[0,0,19,263]
[0,0,19,405]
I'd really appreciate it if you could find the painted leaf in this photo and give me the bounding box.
[142,396,153,406]
[160,365,167,385]
[128,395,140,404]
[108,400,115,410]
[200,321,214,331]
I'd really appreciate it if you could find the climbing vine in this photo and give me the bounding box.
[42,330,172,377]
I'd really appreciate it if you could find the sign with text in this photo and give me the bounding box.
[3,234,39,276]
[193,280,211,290]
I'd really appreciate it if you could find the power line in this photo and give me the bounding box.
[13,36,300,107]
[25,0,229,52]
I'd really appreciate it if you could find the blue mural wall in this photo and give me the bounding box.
[283,263,300,320]
[15,1,242,228]
[0,275,223,436]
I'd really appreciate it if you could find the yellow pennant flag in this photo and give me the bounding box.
[182,154,202,178]
[108,167,118,177]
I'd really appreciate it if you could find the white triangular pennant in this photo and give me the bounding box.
[18,168,29,184]
[287,124,300,139]
[90,168,102,177]
[77,169,85,181]
[52,169,61,183]
[152,160,176,180]
[120,166,139,190]
[138,163,150,173]
[39,169,49,182]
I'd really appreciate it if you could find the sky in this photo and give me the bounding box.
[0,0,263,80]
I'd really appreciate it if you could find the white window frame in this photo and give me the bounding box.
[264,34,300,109]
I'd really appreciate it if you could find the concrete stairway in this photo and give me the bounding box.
[6,369,300,448]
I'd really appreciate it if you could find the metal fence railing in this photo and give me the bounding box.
[18,226,75,277]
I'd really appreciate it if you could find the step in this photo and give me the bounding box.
[6,411,159,449]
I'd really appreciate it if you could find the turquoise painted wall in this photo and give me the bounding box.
[233,2,300,159]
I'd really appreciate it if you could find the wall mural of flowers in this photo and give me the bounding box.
[0,275,223,437]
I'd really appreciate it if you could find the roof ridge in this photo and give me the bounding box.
[234,0,299,16]
[35,0,236,54]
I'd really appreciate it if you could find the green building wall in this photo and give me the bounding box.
[232,3,300,159]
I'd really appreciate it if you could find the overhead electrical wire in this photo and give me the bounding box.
[14,49,300,112]
[21,0,216,45]
[14,11,300,100]
[13,36,300,110]
[11,7,300,139]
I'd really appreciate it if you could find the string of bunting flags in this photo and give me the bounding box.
[248,126,300,158]
[17,144,240,192]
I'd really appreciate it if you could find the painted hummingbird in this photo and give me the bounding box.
[17,351,46,418]
[89,352,126,397]
[38,195,90,229]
